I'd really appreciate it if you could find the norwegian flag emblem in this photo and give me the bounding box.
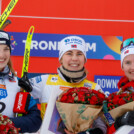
[124,50,129,54]
[71,44,77,48]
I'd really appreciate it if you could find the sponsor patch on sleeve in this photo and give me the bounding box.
[84,83,92,88]
[51,77,58,82]
[35,76,42,83]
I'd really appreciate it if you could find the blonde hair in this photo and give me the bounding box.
[8,58,17,77]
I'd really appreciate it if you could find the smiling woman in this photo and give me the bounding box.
[0,30,42,133]
[30,35,107,134]
[107,38,134,134]
[0,30,12,73]
[121,38,134,81]
[0,45,10,71]
[122,54,134,81]
[60,50,85,71]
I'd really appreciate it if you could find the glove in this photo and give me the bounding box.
[114,111,134,130]
[18,72,33,92]
[78,128,103,134]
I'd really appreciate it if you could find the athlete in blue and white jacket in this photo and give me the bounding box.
[0,30,42,133]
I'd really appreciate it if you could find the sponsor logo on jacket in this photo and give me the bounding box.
[17,93,23,110]
[84,83,92,88]
[35,76,42,83]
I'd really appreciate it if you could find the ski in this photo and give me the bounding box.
[15,26,34,117]
[21,26,34,77]
[0,19,11,30]
[0,0,18,29]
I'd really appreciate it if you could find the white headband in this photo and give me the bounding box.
[121,46,134,68]
[59,36,87,61]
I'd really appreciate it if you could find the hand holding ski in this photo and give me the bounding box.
[14,26,34,115]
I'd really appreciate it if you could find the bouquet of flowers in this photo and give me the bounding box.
[0,113,19,134]
[105,91,134,120]
[104,76,134,121]
[107,91,134,111]
[56,87,106,133]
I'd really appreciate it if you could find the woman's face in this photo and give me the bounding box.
[0,45,10,72]
[122,54,134,81]
[60,50,85,71]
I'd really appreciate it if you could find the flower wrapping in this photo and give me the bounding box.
[108,101,134,120]
[0,113,19,134]
[56,87,106,133]
[106,91,134,120]
[103,91,134,134]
